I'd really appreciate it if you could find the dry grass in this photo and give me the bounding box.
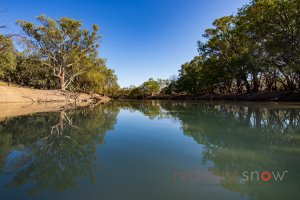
[0,81,21,87]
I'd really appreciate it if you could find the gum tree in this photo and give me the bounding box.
[0,34,16,79]
[17,15,101,90]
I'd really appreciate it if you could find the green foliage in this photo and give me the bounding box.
[161,77,178,95]
[125,78,160,98]
[17,15,108,91]
[177,56,206,94]
[140,78,160,96]
[102,68,119,96]
[0,35,16,79]
[2,1,300,97]
[7,53,57,89]
[128,86,143,98]
[176,0,300,94]
[0,16,119,95]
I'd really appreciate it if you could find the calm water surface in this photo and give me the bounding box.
[0,100,300,200]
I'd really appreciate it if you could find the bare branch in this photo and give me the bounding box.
[65,71,84,88]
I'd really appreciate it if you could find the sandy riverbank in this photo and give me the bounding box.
[0,85,110,103]
[0,85,110,120]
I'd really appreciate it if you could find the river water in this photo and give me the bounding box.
[0,100,299,200]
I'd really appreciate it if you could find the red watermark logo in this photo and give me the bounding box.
[172,162,288,184]
[242,170,288,182]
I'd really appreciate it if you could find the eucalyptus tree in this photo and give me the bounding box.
[17,15,101,90]
[162,75,178,95]
[177,56,205,94]
[0,34,16,79]
[198,15,258,93]
[239,0,300,90]
[140,78,160,96]
[176,0,300,94]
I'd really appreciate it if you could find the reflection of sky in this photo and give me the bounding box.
[0,149,33,199]
[4,149,30,172]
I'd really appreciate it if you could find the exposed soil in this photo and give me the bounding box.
[0,85,110,103]
[0,85,110,120]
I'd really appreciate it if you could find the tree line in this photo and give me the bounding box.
[0,15,119,96]
[1,0,299,98]
[121,0,300,97]
[176,0,300,94]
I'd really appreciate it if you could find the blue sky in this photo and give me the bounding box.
[0,0,247,87]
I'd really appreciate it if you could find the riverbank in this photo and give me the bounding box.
[0,85,110,103]
[123,90,300,102]
[0,84,110,121]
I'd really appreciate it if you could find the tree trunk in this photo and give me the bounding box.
[245,82,251,93]
[252,73,259,92]
[60,69,66,91]
[266,81,272,91]
[243,76,251,94]
[278,67,295,90]
[237,79,242,93]
[286,77,295,90]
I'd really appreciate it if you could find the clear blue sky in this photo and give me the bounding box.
[0,0,248,87]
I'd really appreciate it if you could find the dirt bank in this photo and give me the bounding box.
[0,85,110,103]
[0,85,110,121]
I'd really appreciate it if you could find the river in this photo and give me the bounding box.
[0,100,299,200]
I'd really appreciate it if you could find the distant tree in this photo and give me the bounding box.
[103,68,119,96]
[177,56,204,94]
[157,78,169,92]
[162,75,178,95]
[140,78,160,96]
[128,86,143,98]
[117,87,130,97]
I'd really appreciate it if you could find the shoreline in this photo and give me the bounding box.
[0,85,110,103]
[0,85,111,121]
[0,102,84,121]
[1,87,300,121]
[120,90,300,102]
[0,101,110,122]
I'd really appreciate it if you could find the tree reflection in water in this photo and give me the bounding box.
[0,100,300,199]
[0,103,119,194]
[114,100,300,200]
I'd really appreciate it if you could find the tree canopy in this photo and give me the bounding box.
[17,15,102,90]
[173,0,300,95]
[0,35,16,79]
[0,15,119,95]
[1,0,299,97]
